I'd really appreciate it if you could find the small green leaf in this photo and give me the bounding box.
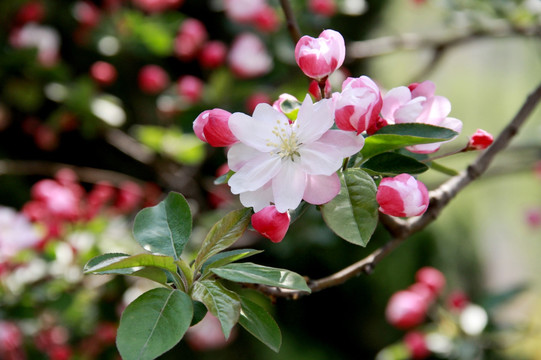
[131,267,168,285]
[211,263,311,292]
[201,249,263,276]
[133,192,191,260]
[84,253,177,274]
[280,98,301,121]
[214,170,235,185]
[321,169,379,246]
[429,161,460,176]
[361,152,429,176]
[191,280,241,339]
[191,301,208,326]
[193,208,252,273]
[117,288,193,360]
[361,124,458,159]
[239,296,281,352]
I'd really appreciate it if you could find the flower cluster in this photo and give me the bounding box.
[193,29,467,243]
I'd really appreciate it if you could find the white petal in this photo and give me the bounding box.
[228,105,288,152]
[227,143,262,171]
[295,95,334,144]
[228,154,281,193]
[272,161,306,212]
[239,182,274,212]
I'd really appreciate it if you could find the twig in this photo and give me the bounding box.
[250,81,541,299]
[279,0,301,44]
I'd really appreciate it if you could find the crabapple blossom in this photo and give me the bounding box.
[176,75,204,104]
[132,0,184,13]
[193,109,237,147]
[137,65,169,94]
[0,207,40,260]
[404,331,430,360]
[415,266,446,295]
[467,128,493,150]
[90,61,117,86]
[252,5,280,33]
[376,174,429,217]
[73,1,101,28]
[224,0,266,24]
[245,92,272,114]
[380,80,462,153]
[10,23,60,66]
[385,290,428,329]
[16,1,45,24]
[309,0,337,17]
[272,93,298,114]
[333,76,383,134]
[174,18,207,61]
[308,79,331,101]
[251,205,290,243]
[227,94,364,213]
[198,41,227,69]
[228,33,273,78]
[295,29,345,81]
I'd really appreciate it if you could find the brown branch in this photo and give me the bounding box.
[251,81,541,300]
[279,0,301,44]
[347,22,541,60]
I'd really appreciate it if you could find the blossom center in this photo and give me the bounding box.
[267,118,301,161]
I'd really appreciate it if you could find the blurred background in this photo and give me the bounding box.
[1,0,541,359]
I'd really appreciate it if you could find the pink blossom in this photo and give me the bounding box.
[227,95,363,212]
[114,181,143,214]
[137,65,169,94]
[90,61,117,86]
[31,179,82,220]
[245,92,272,114]
[295,29,345,81]
[272,93,298,114]
[404,331,430,360]
[415,266,446,295]
[185,313,235,351]
[228,33,273,78]
[174,18,207,61]
[377,174,429,217]
[198,41,227,69]
[308,79,331,101]
[447,290,470,312]
[0,321,25,359]
[73,1,101,28]
[224,0,266,24]
[309,0,337,16]
[333,76,383,134]
[251,205,290,243]
[385,290,428,329]
[467,128,493,150]
[252,5,280,33]
[380,81,462,153]
[193,109,238,147]
[176,75,204,104]
[10,23,60,66]
[132,0,184,13]
[525,207,541,228]
[0,207,40,260]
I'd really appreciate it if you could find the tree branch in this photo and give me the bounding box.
[279,0,301,44]
[251,81,541,300]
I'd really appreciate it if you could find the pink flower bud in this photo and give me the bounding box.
[138,65,169,94]
[114,181,143,214]
[224,0,266,24]
[174,18,207,61]
[385,290,428,329]
[16,1,45,25]
[467,128,493,150]
[253,5,280,33]
[308,79,331,100]
[377,174,429,217]
[272,93,298,114]
[333,76,383,134]
[295,29,345,81]
[228,33,273,78]
[415,266,446,296]
[198,41,227,69]
[525,207,541,228]
[193,109,238,147]
[308,0,337,17]
[176,75,204,104]
[90,61,117,86]
[246,92,272,114]
[404,331,430,360]
[447,290,470,312]
[251,205,290,243]
[73,1,101,28]
[408,282,436,306]
[132,0,184,13]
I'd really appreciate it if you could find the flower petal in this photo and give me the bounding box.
[272,161,306,212]
[303,173,340,205]
[295,95,334,144]
[228,104,288,152]
[238,182,274,212]
[228,154,281,193]
[227,143,261,171]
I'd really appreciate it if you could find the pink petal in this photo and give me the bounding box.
[303,173,340,205]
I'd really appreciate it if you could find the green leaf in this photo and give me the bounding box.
[133,192,191,260]
[239,296,281,352]
[191,301,208,326]
[191,280,241,339]
[481,283,529,310]
[361,124,458,160]
[131,267,169,285]
[84,253,177,274]
[214,170,235,185]
[429,161,460,176]
[321,169,379,246]
[280,98,301,121]
[193,208,252,273]
[201,249,263,275]
[361,152,429,176]
[117,288,193,360]
[210,263,311,292]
